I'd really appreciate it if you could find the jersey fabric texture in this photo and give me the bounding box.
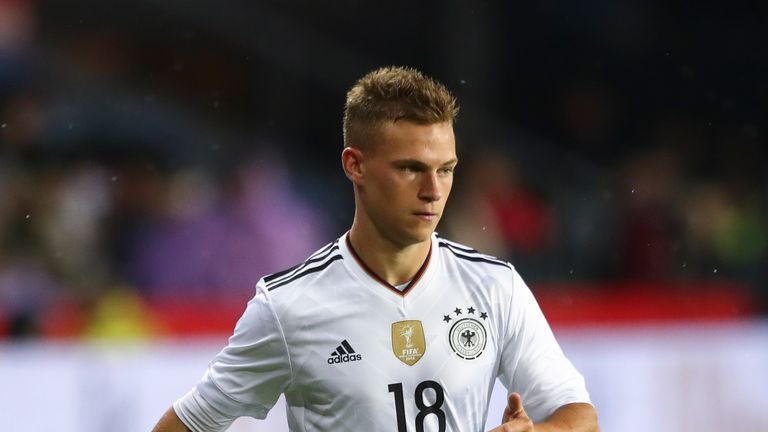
[174,232,591,432]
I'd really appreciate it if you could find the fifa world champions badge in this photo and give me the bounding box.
[442,306,487,360]
[391,320,426,366]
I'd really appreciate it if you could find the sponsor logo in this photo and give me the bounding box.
[327,340,363,364]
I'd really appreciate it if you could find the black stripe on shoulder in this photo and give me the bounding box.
[438,240,498,260]
[264,242,339,285]
[307,240,339,260]
[264,262,303,284]
[439,242,512,269]
[435,237,478,253]
[267,254,344,291]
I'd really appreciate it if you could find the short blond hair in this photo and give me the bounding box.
[343,66,458,151]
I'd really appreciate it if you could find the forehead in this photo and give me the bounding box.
[372,121,456,161]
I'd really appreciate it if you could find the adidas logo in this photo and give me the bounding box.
[327,339,363,364]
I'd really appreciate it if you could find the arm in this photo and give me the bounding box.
[151,407,192,432]
[488,393,599,432]
[494,269,598,431]
[498,269,593,422]
[534,402,598,432]
[152,284,292,431]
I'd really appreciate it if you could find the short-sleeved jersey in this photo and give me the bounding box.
[174,233,590,432]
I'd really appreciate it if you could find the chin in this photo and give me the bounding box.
[376,218,436,248]
[401,227,435,245]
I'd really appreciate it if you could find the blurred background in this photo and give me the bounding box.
[0,0,766,431]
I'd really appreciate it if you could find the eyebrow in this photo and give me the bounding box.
[391,158,459,168]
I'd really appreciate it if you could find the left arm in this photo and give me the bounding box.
[534,401,598,432]
[496,269,595,426]
[488,393,599,432]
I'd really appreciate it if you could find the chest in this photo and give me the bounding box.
[280,279,505,412]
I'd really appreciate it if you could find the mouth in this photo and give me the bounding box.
[413,211,438,222]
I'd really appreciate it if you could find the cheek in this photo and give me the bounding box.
[441,178,454,198]
[374,173,411,200]
[363,177,401,214]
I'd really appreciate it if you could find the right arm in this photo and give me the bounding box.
[151,284,292,432]
[152,407,191,432]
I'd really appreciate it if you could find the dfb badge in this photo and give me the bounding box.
[443,307,487,360]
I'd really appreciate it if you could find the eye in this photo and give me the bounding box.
[438,167,455,176]
[398,165,420,173]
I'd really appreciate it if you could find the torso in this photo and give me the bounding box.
[265,233,515,432]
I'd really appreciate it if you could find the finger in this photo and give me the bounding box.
[508,393,524,417]
[502,404,513,423]
[501,393,520,423]
[487,417,535,432]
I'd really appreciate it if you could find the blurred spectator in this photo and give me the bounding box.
[40,162,113,292]
[617,147,684,280]
[0,166,60,338]
[125,154,330,297]
[2,0,768,341]
[0,0,36,96]
[444,150,556,272]
[683,182,768,281]
[0,254,60,338]
[84,285,163,340]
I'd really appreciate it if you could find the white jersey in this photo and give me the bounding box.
[174,232,590,432]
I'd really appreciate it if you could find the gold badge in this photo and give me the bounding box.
[391,320,426,366]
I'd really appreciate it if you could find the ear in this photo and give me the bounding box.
[342,147,365,184]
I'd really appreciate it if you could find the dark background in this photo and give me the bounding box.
[1,0,766,338]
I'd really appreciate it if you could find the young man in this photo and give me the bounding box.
[152,67,599,432]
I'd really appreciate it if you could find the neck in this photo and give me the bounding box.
[347,221,432,287]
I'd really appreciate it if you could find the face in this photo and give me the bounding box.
[346,120,457,248]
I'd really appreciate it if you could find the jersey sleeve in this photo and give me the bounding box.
[496,268,591,422]
[173,282,293,432]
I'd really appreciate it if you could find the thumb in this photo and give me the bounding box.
[502,393,528,423]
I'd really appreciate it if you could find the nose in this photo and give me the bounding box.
[418,172,442,202]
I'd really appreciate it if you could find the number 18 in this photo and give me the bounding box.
[388,380,446,432]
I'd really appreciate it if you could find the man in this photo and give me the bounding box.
[152,66,599,432]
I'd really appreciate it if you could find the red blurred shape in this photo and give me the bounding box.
[147,296,248,337]
[39,300,87,338]
[534,281,753,326]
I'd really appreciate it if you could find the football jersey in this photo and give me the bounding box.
[174,232,590,432]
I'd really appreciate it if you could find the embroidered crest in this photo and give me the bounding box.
[391,320,426,366]
[443,307,487,360]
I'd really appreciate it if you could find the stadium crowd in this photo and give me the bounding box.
[1,1,766,338]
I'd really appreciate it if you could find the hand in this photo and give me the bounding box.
[487,393,534,432]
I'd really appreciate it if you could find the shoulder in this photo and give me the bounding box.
[435,234,514,274]
[259,238,345,294]
[434,234,523,301]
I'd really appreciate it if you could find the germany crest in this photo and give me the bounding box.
[442,306,487,360]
